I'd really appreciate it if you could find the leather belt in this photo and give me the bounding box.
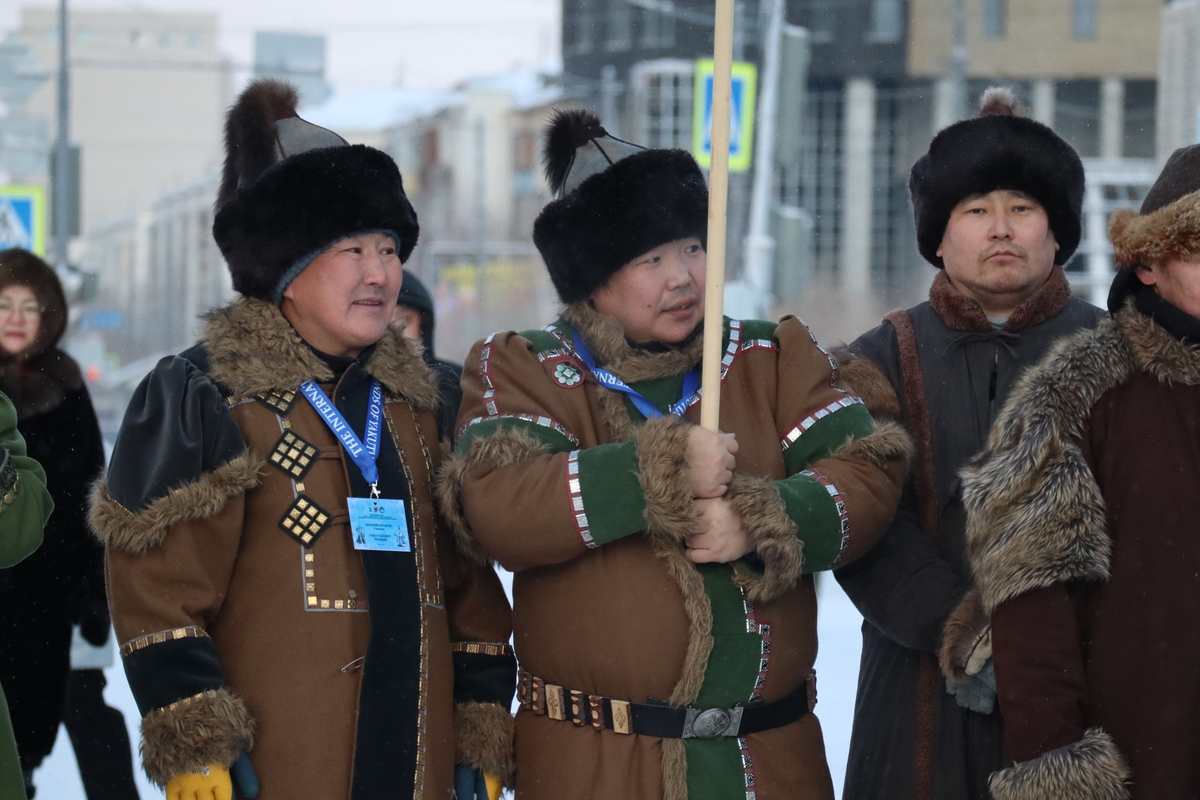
[517,669,816,739]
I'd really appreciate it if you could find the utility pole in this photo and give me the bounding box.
[950,0,968,123]
[53,0,70,268]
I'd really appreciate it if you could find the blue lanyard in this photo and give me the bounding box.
[571,329,699,419]
[299,379,385,494]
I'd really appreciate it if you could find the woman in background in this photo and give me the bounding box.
[0,248,135,799]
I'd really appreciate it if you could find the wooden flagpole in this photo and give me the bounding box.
[699,0,737,432]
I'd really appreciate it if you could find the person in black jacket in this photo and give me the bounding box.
[392,269,463,442]
[0,248,136,799]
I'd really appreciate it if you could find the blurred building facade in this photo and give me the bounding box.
[1158,0,1200,158]
[255,32,331,108]
[0,32,51,186]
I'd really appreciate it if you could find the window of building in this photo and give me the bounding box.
[631,59,694,149]
[607,0,632,51]
[869,0,903,42]
[1123,79,1157,158]
[983,0,1005,37]
[1055,79,1101,157]
[639,6,676,49]
[1073,0,1097,38]
[806,0,837,44]
[566,0,597,56]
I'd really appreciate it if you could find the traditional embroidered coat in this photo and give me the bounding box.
[92,298,516,800]
[833,267,1104,800]
[951,298,1200,800]
[441,304,909,800]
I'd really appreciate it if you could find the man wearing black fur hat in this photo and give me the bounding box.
[952,144,1200,800]
[439,109,910,799]
[833,88,1105,800]
[93,80,515,800]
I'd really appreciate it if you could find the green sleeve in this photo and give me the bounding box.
[0,392,53,568]
[576,439,646,546]
[774,471,847,574]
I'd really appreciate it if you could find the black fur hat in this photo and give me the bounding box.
[532,109,708,304]
[910,87,1084,269]
[212,79,419,302]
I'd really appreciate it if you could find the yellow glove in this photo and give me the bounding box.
[485,772,502,800]
[166,764,232,800]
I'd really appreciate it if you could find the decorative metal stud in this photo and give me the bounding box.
[269,430,319,481]
[279,494,331,547]
[257,389,298,416]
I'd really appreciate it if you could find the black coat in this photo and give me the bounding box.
[834,267,1103,800]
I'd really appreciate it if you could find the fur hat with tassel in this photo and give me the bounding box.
[531,109,708,304]
[909,87,1085,269]
[211,79,419,302]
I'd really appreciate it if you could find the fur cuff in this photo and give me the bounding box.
[939,588,990,682]
[989,728,1131,800]
[436,428,551,566]
[454,701,515,788]
[728,475,802,604]
[140,688,255,788]
[830,419,914,473]
[832,348,903,421]
[90,453,265,557]
[635,416,696,547]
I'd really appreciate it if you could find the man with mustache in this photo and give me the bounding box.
[832,88,1105,800]
[439,109,910,799]
[94,80,514,800]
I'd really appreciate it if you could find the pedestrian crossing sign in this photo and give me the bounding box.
[0,186,46,256]
[692,59,757,173]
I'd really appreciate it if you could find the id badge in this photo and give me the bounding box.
[347,497,411,552]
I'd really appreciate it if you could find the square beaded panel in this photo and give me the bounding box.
[256,389,299,416]
[278,494,331,547]
[269,430,319,481]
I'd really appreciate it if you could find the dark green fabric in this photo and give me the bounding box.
[576,441,646,545]
[517,328,568,356]
[739,318,778,342]
[454,416,575,455]
[621,373,687,422]
[685,736,748,800]
[778,473,844,574]
[781,403,875,475]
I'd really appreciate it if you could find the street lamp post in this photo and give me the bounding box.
[53,0,71,268]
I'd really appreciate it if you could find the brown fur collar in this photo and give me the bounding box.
[988,728,1131,800]
[560,301,705,384]
[961,316,1135,612]
[90,453,265,556]
[930,264,1072,333]
[454,701,515,788]
[202,296,438,409]
[1110,189,1200,269]
[140,688,255,787]
[1115,297,1200,384]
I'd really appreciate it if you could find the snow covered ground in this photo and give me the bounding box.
[33,571,865,799]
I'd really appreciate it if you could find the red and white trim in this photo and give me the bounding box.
[565,450,597,548]
[799,469,851,566]
[478,333,500,417]
[458,413,579,446]
[780,396,865,451]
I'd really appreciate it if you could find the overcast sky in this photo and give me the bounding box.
[0,0,562,93]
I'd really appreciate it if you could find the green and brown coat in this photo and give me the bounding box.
[441,303,910,800]
[93,298,515,800]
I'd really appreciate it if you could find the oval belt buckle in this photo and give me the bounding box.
[684,706,744,738]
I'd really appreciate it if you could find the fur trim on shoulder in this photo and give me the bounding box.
[1114,299,1200,385]
[140,688,256,788]
[1109,190,1200,269]
[436,427,551,567]
[939,588,989,682]
[454,701,515,788]
[988,728,1131,800]
[90,453,265,556]
[728,474,802,604]
[831,419,914,473]
[635,415,696,548]
[202,297,437,406]
[560,302,704,384]
[962,319,1136,612]
[832,347,902,420]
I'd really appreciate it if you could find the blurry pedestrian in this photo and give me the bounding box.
[0,249,110,798]
[0,390,54,800]
[392,269,463,442]
[833,88,1104,800]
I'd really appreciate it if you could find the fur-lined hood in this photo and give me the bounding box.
[201,296,438,410]
[560,301,704,384]
[962,299,1200,613]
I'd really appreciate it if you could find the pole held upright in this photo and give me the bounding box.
[700,0,736,432]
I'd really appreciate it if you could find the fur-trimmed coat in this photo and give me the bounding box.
[94,298,516,800]
[440,304,910,800]
[834,267,1104,800]
[954,299,1200,799]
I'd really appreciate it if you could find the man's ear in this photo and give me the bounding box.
[1135,263,1158,287]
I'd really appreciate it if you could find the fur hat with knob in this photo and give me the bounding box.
[531,108,709,304]
[211,79,420,302]
[909,87,1085,269]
